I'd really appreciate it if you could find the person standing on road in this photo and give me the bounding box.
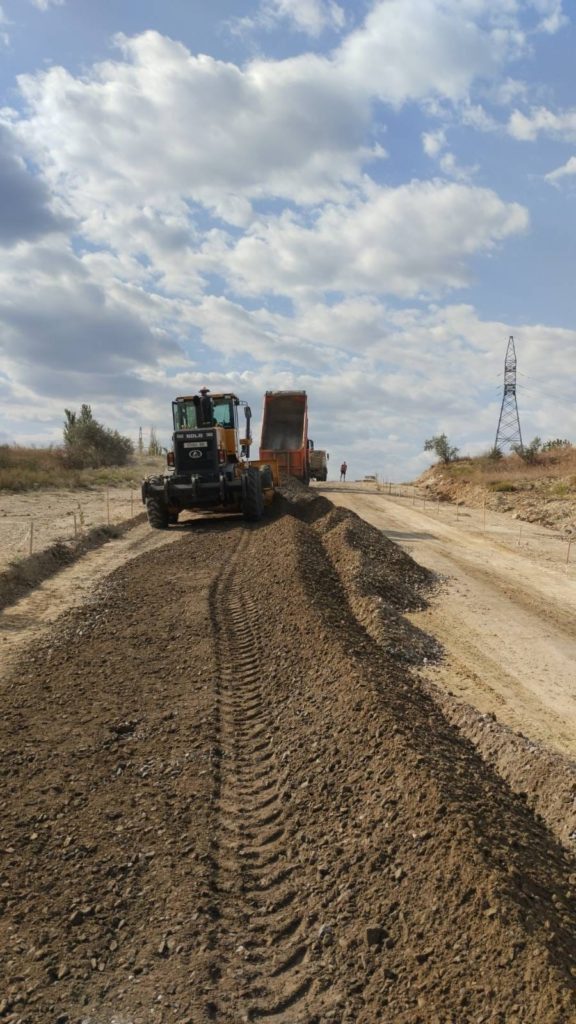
[340,461,348,482]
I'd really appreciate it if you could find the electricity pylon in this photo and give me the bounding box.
[495,335,523,452]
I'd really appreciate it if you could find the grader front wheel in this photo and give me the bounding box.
[146,497,170,529]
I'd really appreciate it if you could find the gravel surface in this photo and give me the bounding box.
[1,490,575,1023]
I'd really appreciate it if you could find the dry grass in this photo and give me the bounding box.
[439,447,576,494]
[0,446,164,493]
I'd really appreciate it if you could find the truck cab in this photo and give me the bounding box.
[308,447,329,482]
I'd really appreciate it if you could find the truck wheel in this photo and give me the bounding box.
[260,464,273,490]
[243,467,264,521]
[147,497,169,529]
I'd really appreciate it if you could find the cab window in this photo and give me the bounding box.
[212,400,235,429]
[172,402,198,429]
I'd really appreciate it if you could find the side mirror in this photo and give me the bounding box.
[242,406,252,458]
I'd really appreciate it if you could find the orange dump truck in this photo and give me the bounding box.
[259,390,310,483]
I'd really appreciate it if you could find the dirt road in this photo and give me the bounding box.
[0,517,183,679]
[1,488,575,1023]
[317,484,576,760]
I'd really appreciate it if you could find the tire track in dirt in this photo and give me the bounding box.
[207,527,317,1022]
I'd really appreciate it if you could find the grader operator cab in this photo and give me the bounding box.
[141,389,273,528]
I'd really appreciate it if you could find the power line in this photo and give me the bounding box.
[517,375,574,405]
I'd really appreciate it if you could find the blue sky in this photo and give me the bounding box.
[0,0,574,478]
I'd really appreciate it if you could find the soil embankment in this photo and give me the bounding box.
[0,489,575,1022]
[317,483,576,847]
[421,459,576,534]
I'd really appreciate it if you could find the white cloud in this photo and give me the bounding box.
[238,0,345,37]
[528,0,567,34]
[183,303,576,473]
[422,129,476,181]
[335,0,525,107]
[0,3,9,46]
[223,181,528,298]
[491,78,528,107]
[30,0,65,9]
[545,156,576,184]
[0,124,70,246]
[1,270,574,476]
[186,294,336,369]
[508,105,576,142]
[438,151,477,182]
[14,32,378,215]
[0,7,561,475]
[422,129,446,158]
[11,1,546,229]
[0,238,182,402]
[459,103,498,132]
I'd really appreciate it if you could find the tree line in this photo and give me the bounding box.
[424,433,572,465]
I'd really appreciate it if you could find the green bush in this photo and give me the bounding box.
[542,438,572,451]
[62,405,133,469]
[512,437,541,464]
[424,433,460,464]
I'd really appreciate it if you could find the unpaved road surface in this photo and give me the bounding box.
[1,488,575,1023]
[0,517,184,679]
[318,483,576,760]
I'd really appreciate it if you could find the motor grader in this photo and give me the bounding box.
[141,389,274,528]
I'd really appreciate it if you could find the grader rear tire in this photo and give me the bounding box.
[147,497,170,530]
